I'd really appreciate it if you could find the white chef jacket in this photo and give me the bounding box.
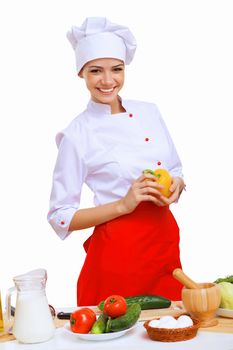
[47,98,183,240]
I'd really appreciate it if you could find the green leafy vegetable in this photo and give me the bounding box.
[214,275,233,284]
[218,282,233,309]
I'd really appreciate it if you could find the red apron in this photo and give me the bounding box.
[77,202,182,306]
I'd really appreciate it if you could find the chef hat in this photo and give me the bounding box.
[67,17,137,74]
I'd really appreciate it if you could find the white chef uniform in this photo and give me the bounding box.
[47,98,182,240]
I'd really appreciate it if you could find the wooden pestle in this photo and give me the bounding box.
[173,268,200,289]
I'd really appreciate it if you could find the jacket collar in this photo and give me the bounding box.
[87,96,129,115]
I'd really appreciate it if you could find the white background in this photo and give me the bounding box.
[1,0,232,309]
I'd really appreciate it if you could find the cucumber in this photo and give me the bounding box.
[91,313,109,334]
[98,294,171,311]
[106,303,141,332]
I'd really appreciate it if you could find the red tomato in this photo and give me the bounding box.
[103,295,127,318]
[70,308,96,333]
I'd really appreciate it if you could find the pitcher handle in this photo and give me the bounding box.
[5,287,16,323]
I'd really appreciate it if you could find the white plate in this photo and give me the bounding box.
[216,308,233,318]
[63,322,137,341]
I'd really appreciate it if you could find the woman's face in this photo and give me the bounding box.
[80,58,125,109]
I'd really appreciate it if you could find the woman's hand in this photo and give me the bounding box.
[118,173,167,214]
[69,175,186,231]
[160,177,186,205]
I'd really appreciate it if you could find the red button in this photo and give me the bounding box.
[129,113,133,118]
[145,137,149,142]
[60,221,65,225]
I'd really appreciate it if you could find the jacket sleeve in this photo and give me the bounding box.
[47,129,87,240]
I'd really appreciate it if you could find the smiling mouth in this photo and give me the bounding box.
[98,87,115,93]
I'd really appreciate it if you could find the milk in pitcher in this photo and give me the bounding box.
[13,290,55,343]
[6,269,55,343]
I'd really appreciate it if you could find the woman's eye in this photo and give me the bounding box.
[113,67,123,72]
[89,69,101,73]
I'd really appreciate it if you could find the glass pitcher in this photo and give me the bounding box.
[6,268,55,343]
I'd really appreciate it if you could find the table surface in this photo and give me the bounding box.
[0,322,233,350]
[0,307,233,350]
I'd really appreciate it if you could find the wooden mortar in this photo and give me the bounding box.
[173,268,221,327]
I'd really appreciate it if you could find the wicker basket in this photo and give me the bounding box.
[144,316,200,342]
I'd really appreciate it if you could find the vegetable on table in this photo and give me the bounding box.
[106,303,141,332]
[91,312,109,334]
[218,282,233,309]
[103,295,127,318]
[98,294,171,311]
[214,275,233,284]
[70,307,96,333]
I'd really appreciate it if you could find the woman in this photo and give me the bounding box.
[48,17,185,306]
